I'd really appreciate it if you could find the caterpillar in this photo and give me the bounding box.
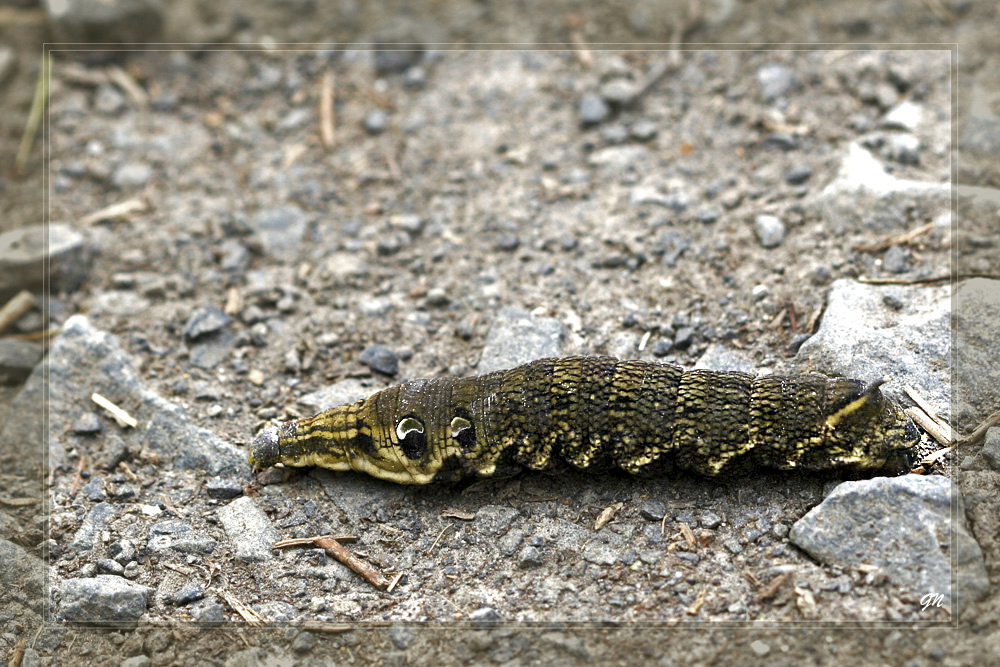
[249,356,920,484]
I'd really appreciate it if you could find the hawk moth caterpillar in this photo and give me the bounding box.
[250,356,920,484]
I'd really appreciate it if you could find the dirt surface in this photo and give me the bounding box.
[1,1,998,666]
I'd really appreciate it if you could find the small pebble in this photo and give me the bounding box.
[784,164,813,185]
[629,119,658,142]
[882,245,910,273]
[517,545,543,568]
[579,92,609,126]
[495,233,520,252]
[173,582,205,605]
[97,558,125,576]
[363,108,389,135]
[359,344,399,376]
[206,478,244,500]
[754,214,786,248]
[72,412,103,435]
[885,133,921,164]
[639,499,667,521]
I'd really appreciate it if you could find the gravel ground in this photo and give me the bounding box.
[1,1,999,666]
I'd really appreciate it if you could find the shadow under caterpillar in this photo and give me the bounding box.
[250,356,920,484]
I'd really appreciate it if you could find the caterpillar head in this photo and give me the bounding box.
[809,377,921,474]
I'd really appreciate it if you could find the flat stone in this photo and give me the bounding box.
[56,576,151,625]
[478,307,566,374]
[183,305,230,340]
[44,0,165,43]
[0,223,91,294]
[358,344,399,376]
[790,475,984,614]
[217,496,280,563]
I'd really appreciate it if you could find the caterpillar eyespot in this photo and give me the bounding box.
[249,356,920,485]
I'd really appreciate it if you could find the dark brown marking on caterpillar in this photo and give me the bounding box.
[249,356,920,484]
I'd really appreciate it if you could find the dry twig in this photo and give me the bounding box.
[855,221,935,253]
[312,536,391,589]
[594,502,623,531]
[906,407,953,448]
[79,197,148,226]
[215,588,267,626]
[320,70,335,149]
[759,571,791,600]
[685,586,707,615]
[956,407,1000,449]
[0,290,37,335]
[91,392,138,428]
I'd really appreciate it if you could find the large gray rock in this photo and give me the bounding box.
[0,315,246,478]
[953,278,1000,429]
[812,142,949,232]
[0,537,44,613]
[478,307,567,374]
[790,475,985,614]
[795,279,949,409]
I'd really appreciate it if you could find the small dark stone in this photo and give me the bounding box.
[291,630,317,654]
[83,477,106,502]
[601,123,629,144]
[651,339,673,357]
[695,208,721,224]
[699,510,722,529]
[108,539,137,566]
[784,165,813,185]
[882,245,910,274]
[673,327,694,349]
[640,499,666,521]
[788,333,812,355]
[183,305,230,341]
[495,233,520,251]
[359,345,399,376]
[173,582,205,605]
[363,108,389,135]
[374,49,422,75]
[206,478,243,500]
[517,545,543,568]
[72,412,103,435]
[114,484,138,500]
[762,133,798,151]
[97,558,125,576]
[469,606,500,627]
